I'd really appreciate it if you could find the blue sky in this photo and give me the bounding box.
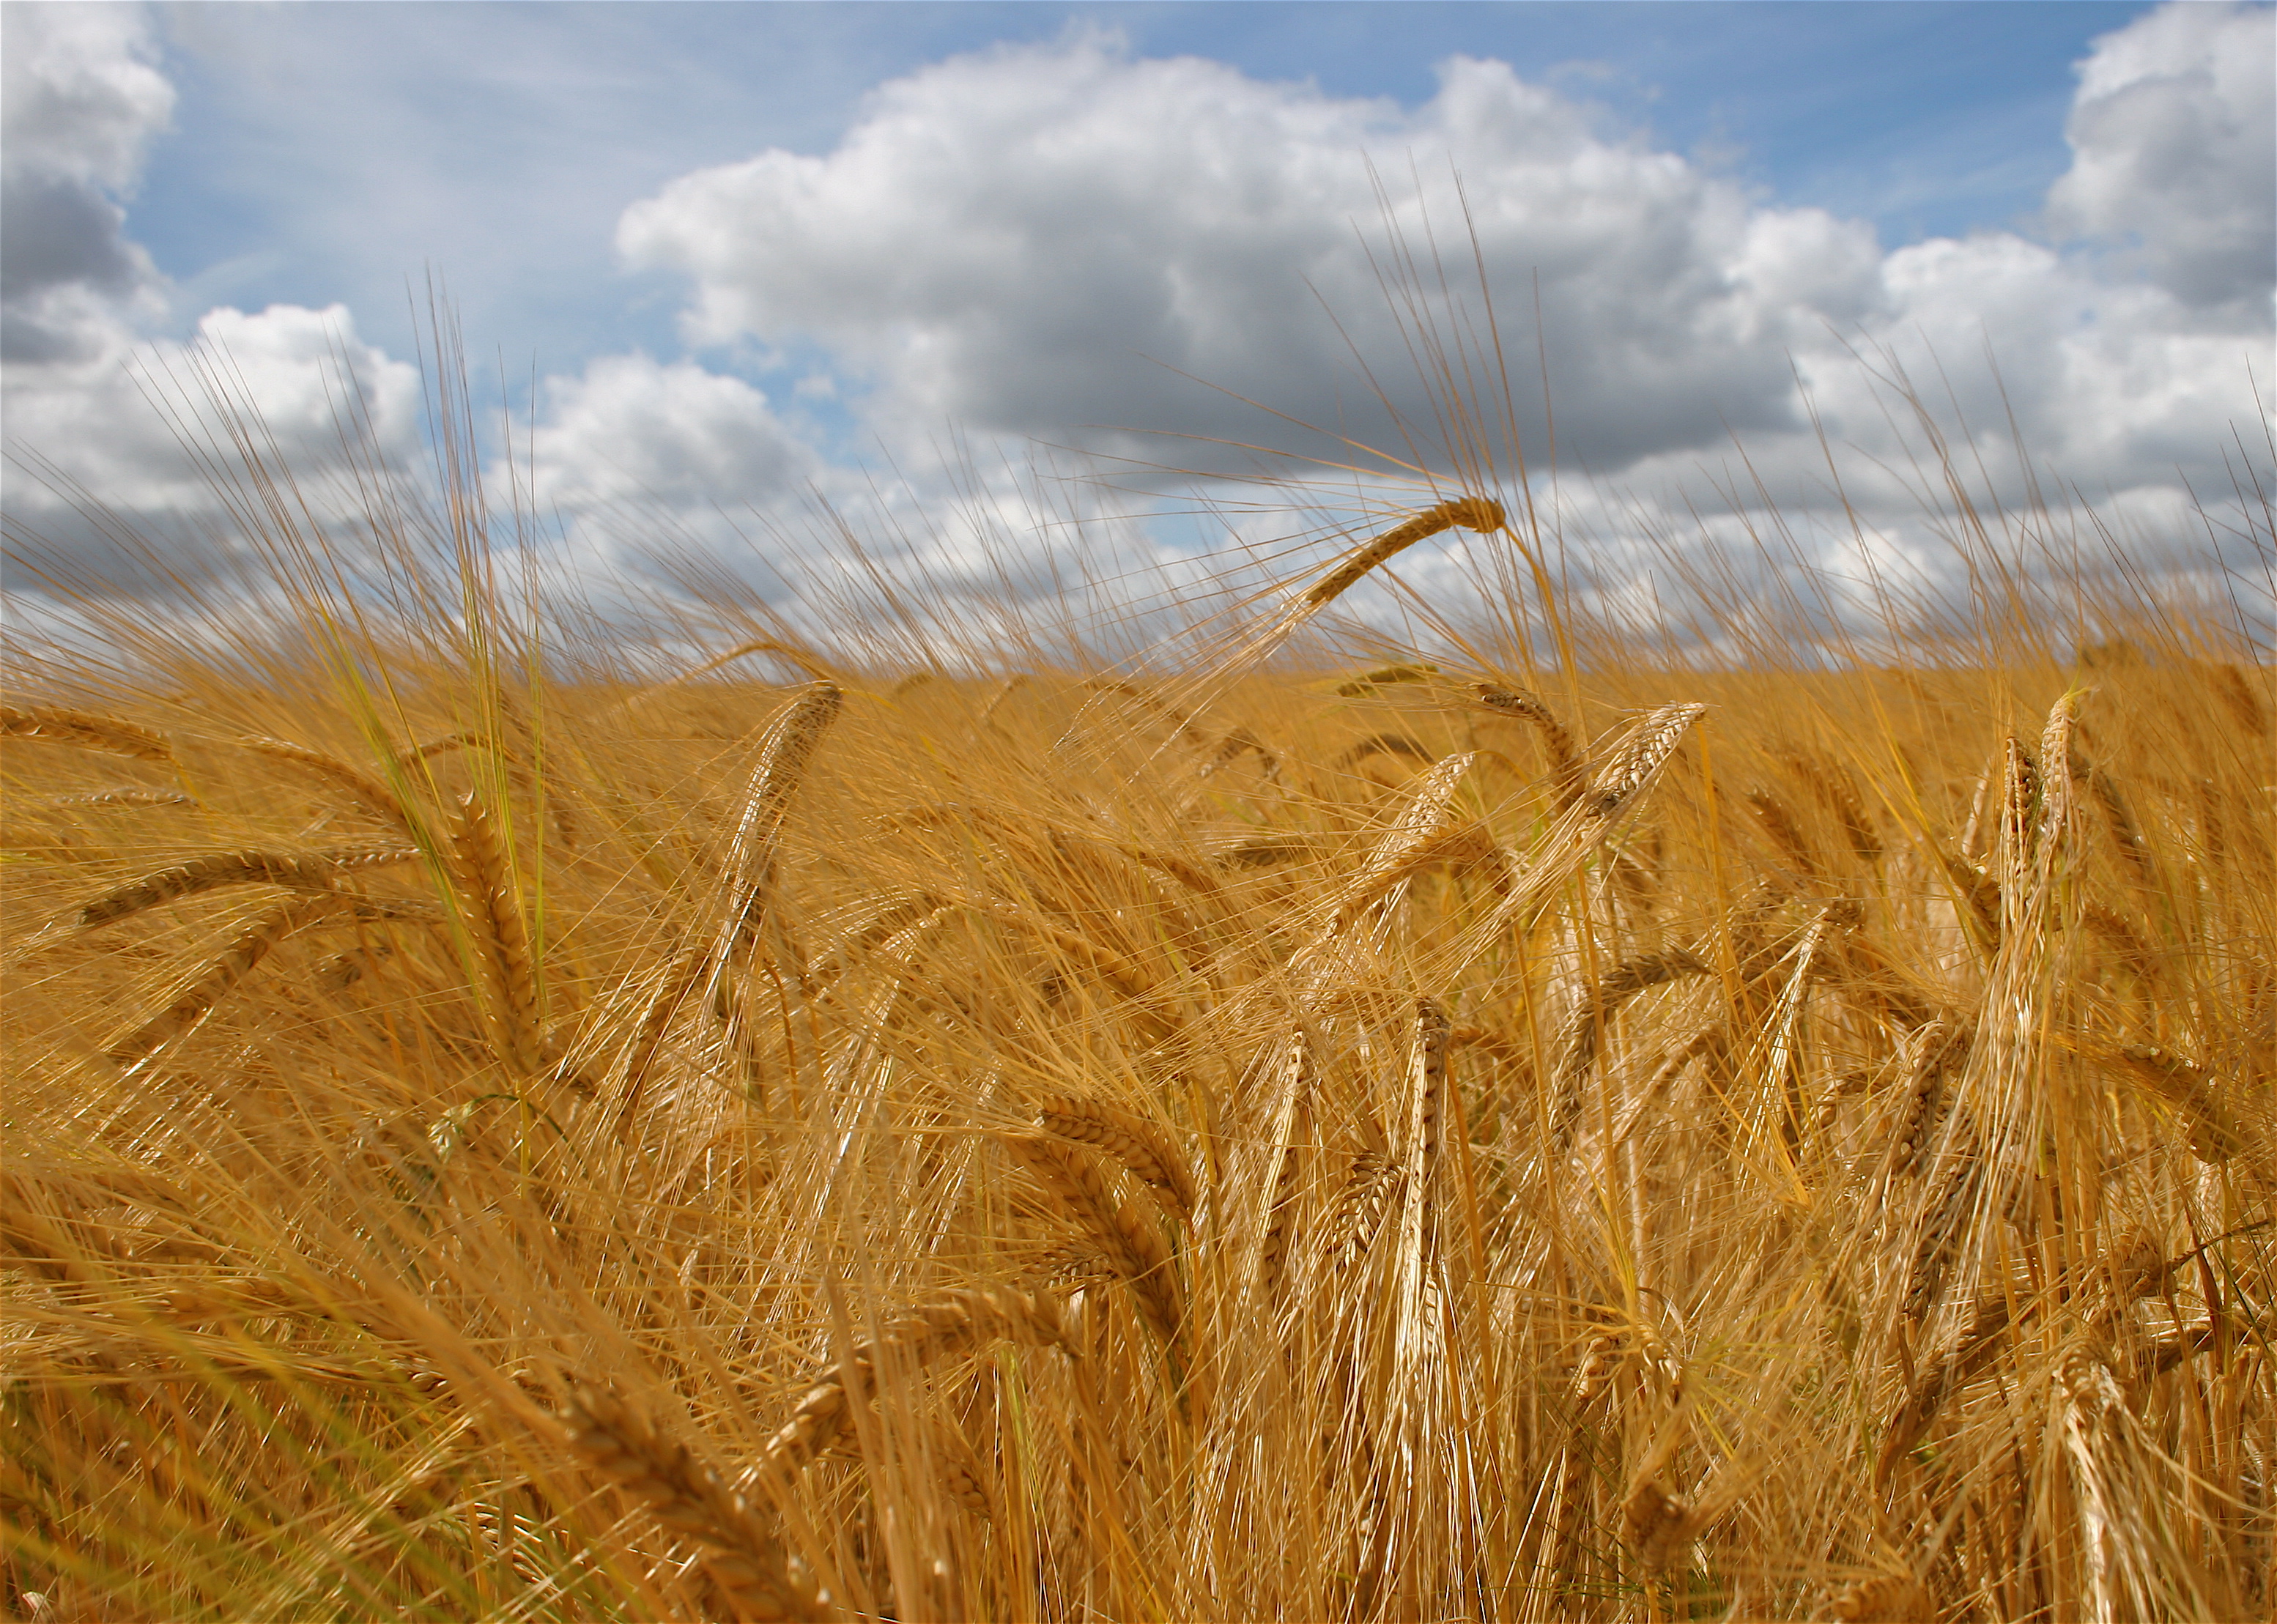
[4,1,2269,629]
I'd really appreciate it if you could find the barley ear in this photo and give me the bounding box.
[1590,704,1707,817]
[1256,1032,1310,1295]
[560,1380,828,1623]
[608,938,709,1138]
[760,1288,1075,1472]
[1003,1134,1184,1346]
[1823,1573,1937,1623]
[1,704,174,762]
[1320,1152,1399,1273]
[1622,1477,1698,1576]
[716,682,843,957]
[1474,686,1585,808]
[1552,949,1709,1148]
[451,791,544,1074]
[1303,497,1506,609]
[1033,1094,1197,1223]
[105,897,347,1067]
[73,845,419,930]
[1748,787,1825,883]
[2210,661,2269,737]
[232,734,412,833]
[1317,750,1478,940]
[2113,1044,2246,1163]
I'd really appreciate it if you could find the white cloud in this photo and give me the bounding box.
[1,4,173,190]
[4,303,423,594]
[618,38,1885,473]
[1,1,174,361]
[8,302,420,510]
[2045,0,2275,312]
[525,353,812,511]
[615,15,2267,537]
[5,1,2266,645]
[1,12,429,598]
[496,352,829,604]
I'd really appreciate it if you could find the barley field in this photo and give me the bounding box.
[3,396,2273,1623]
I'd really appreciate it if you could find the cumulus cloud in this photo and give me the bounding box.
[5,303,423,595]
[525,354,813,512]
[618,38,1890,474]
[1,12,430,601]
[604,7,2270,647]
[617,16,2265,530]
[1,2,173,362]
[489,351,829,602]
[2045,0,2274,313]
[6,0,2267,642]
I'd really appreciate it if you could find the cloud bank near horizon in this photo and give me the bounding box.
[3,1,2269,642]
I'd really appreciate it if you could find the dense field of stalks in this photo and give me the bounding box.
[4,453,2273,1623]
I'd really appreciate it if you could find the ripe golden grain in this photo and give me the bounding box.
[1782,751,1882,867]
[1033,1093,1197,1223]
[1551,948,1709,1147]
[1475,684,1585,808]
[71,845,420,930]
[1747,786,1826,883]
[1621,1477,1700,1577]
[1824,1573,1937,1623]
[1884,1018,1971,1179]
[104,897,335,1065]
[1317,749,1478,938]
[561,1379,826,1623]
[7,360,2270,1620]
[1,704,174,762]
[2111,1042,2246,1163]
[36,787,193,809]
[1001,1134,1183,1346]
[1321,1150,1399,1272]
[1589,703,1707,817]
[717,682,844,952]
[450,791,544,1074]
[230,735,410,831]
[760,1288,1075,1473]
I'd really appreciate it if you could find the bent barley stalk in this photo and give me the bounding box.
[1302,497,1506,609]
[1551,948,1709,1149]
[1000,1134,1184,1346]
[1785,752,1882,867]
[604,682,844,1129]
[1622,1476,1704,1578]
[231,734,412,831]
[716,682,845,958]
[1314,749,1478,941]
[1589,703,1708,817]
[1748,787,1825,884]
[2111,1043,2247,1163]
[104,897,338,1066]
